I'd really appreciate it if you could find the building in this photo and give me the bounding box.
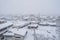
[3,28,28,40]
[38,21,49,26]
[13,20,30,28]
[48,22,56,26]
[56,17,60,27]
[0,22,13,40]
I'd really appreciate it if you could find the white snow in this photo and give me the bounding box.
[28,24,38,27]
[24,26,58,40]
[47,22,56,26]
[8,28,27,36]
[2,20,59,40]
[3,32,14,36]
[36,26,58,40]
[24,29,34,40]
[39,21,56,26]
[0,21,13,30]
[13,21,30,27]
[40,21,48,25]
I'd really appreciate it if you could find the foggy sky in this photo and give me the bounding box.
[0,0,60,16]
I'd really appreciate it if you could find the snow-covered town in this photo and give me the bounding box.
[0,15,60,40]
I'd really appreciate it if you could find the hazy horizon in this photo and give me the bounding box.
[0,0,60,16]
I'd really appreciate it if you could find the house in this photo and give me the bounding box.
[0,21,13,40]
[3,28,28,40]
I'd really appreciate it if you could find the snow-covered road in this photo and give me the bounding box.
[24,29,34,40]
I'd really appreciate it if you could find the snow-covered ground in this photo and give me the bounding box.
[23,25,59,40]
[6,21,59,40]
[24,29,34,40]
[37,26,58,40]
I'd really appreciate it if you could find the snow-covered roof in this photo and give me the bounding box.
[48,22,56,25]
[40,21,48,24]
[40,21,56,25]
[0,19,5,22]
[0,21,13,30]
[24,17,30,19]
[3,32,14,36]
[30,21,39,23]
[13,21,29,27]
[28,24,38,27]
[8,28,27,36]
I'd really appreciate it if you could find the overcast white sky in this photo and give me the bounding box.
[0,0,60,16]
